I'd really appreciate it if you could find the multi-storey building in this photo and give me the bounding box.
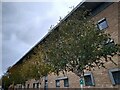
[13,1,120,89]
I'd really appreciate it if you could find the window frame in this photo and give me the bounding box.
[55,77,69,87]
[97,18,108,30]
[64,78,69,87]
[27,84,29,89]
[108,68,120,85]
[44,75,48,88]
[83,72,95,86]
[36,83,39,88]
[56,77,68,80]
[33,83,35,88]
[55,80,60,87]
[104,38,114,45]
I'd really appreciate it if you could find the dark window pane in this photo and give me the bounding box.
[64,79,69,87]
[84,75,93,86]
[44,76,48,88]
[44,80,48,88]
[36,83,39,88]
[112,71,120,85]
[27,84,29,88]
[33,83,35,88]
[97,19,108,30]
[56,80,60,87]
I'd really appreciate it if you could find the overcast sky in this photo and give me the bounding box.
[1,0,82,77]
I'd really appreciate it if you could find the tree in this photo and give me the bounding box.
[44,8,120,77]
[2,8,120,88]
[2,75,10,89]
[2,45,53,89]
[2,65,26,89]
[21,46,53,80]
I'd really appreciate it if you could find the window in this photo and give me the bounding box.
[44,80,48,88]
[64,78,69,87]
[55,77,69,87]
[104,38,114,45]
[27,84,29,88]
[44,76,48,88]
[109,68,120,85]
[32,83,39,88]
[97,18,108,30]
[84,72,95,86]
[56,80,60,87]
[19,84,22,88]
[33,83,35,88]
[36,83,39,88]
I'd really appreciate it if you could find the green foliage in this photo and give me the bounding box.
[44,9,120,76]
[2,8,120,88]
[2,74,11,89]
[2,65,26,89]
[2,45,53,88]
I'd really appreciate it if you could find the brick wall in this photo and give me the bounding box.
[92,2,119,44]
[24,2,119,89]
[90,2,119,88]
[40,2,119,88]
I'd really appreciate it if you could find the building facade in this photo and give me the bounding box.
[15,2,120,89]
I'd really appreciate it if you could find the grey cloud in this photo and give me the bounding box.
[2,34,31,72]
[2,2,54,44]
[2,1,80,75]
[2,2,55,73]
